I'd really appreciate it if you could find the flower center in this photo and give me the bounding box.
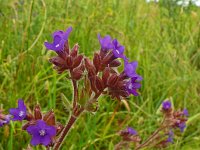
[116,49,120,54]
[39,129,46,136]
[55,44,60,47]
[19,111,24,117]
[128,83,132,89]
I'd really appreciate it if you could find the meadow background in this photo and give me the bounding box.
[0,0,200,149]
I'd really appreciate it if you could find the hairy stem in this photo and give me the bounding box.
[72,80,78,108]
[53,115,77,150]
[53,76,81,150]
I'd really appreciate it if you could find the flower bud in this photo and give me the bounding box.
[93,52,101,72]
[102,67,110,86]
[109,59,121,67]
[95,76,104,92]
[70,44,79,57]
[43,110,56,126]
[72,55,83,68]
[34,105,42,120]
[107,74,119,87]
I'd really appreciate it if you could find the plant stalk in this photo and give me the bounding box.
[53,115,77,150]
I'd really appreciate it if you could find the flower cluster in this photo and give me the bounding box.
[0,99,61,148]
[21,104,62,147]
[88,34,142,99]
[115,127,141,150]
[45,27,142,103]
[0,26,189,150]
[161,100,188,133]
[1,26,142,149]
[115,100,188,149]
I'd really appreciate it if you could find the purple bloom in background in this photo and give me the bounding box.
[97,34,113,51]
[166,130,174,143]
[27,120,56,146]
[183,109,189,117]
[0,114,11,127]
[178,122,186,132]
[162,101,171,110]
[112,39,125,59]
[9,99,27,121]
[44,27,72,52]
[126,77,141,96]
[127,127,137,135]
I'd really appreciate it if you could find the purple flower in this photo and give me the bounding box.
[127,127,137,135]
[112,39,125,59]
[44,27,72,52]
[27,120,56,146]
[183,109,189,117]
[9,99,27,121]
[178,122,186,132]
[124,61,137,77]
[0,114,11,127]
[97,34,113,51]
[124,61,142,80]
[126,77,141,96]
[162,100,171,110]
[166,130,174,143]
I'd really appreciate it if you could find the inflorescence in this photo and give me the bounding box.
[0,27,188,150]
[115,100,188,149]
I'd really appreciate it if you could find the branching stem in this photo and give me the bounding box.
[135,118,167,150]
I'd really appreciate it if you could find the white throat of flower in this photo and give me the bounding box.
[19,111,24,117]
[39,130,46,136]
[116,49,120,54]
[128,82,133,90]
[55,44,60,47]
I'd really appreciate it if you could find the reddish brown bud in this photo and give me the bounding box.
[107,74,119,87]
[93,53,101,72]
[73,55,83,68]
[95,76,104,91]
[49,56,65,67]
[102,52,114,65]
[84,58,96,77]
[70,44,79,57]
[99,49,107,58]
[102,67,110,85]
[66,56,73,68]
[63,41,70,54]
[25,112,34,121]
[89,76,98,93]
[84,58,93,69]
[71,67,84,80]
[109,60,121,67]
[34,105,42,120]
[43,110,55,126]
[119,90,129,97]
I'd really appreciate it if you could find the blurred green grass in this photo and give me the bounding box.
[0,0,200,149]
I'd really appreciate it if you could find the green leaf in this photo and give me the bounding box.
[60,93,72,112]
